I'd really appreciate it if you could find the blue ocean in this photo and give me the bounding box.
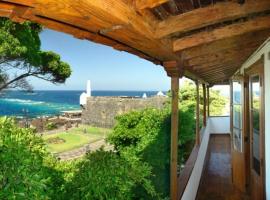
[0,90,162,118]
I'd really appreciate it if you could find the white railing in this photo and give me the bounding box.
[181,116,230,200]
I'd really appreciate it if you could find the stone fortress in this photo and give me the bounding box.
[80,81,167,128]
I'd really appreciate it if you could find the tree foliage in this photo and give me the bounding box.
[107,107,199,198]
[0,117,64,199]
[178,80,228,116]
[0,18,71,91]
[108,108,171,199]
[63,150,156,200]
[0,117,155,200]
[108,81,228,198]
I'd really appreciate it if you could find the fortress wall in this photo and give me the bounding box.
[81,96,167,128]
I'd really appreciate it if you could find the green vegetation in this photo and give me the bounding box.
[0,81,228,199]
[45,122,57,130]
[74,125,111,135]
[43,125,110,153]
[0,117,64,199]
[64,150,156,200]
[178,80,228,116]
[108,108,171,198]
[106,102,198,198]
[0,118,156,199]
[252,98,260,131]
[0,18,72,91]
[44,133,100,153]
[209,89,228,116]
[107,80,228,198]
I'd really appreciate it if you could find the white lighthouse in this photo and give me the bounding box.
[80,80,91,106]
[86,80,91,97]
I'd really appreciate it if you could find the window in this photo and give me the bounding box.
[232,81,243,152]
[251,75,261,175]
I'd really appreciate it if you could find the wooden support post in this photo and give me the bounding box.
[163,61,183,200]
[203,84,207,126]
[170,76,179,200]
[207,86,210,117]
[196,80,200,145]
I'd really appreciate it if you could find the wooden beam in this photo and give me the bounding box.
[156,0,270,38]
[184,68,209,85]
[202,75,232,83]
[196,65,239,78]
[170,76,179,200]
[0,2,32,23]
[5,0,178,61]
[68,0,155,37]
[163,61,184,77]
[0,2,160,63]
[174,15,270,52]
[181,30,270,60]
[1,0,34,7]
[63,0,178,61]
[136,0,169,10]
[185,45,257,67]
[196,80,200,145]
[163,60,209,85]
[191,55,248,70]
[203,84,207,127]
[0,2,15,17]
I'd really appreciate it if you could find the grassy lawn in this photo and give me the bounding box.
[43,125,111,153]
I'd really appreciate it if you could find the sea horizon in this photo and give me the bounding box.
[0,90,167,118]
[1,89,168,92]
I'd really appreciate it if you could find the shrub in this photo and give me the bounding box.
[45,122,57,130]
[0,117,158,200]
[178,103,196,163]
[0,117,64,199]
[108,104,199,199]
[108,108,171,199]
[63,149,156,200]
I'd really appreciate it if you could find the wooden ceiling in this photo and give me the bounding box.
[0,0,269,84]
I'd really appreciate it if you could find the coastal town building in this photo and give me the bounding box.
[1,0,270,199]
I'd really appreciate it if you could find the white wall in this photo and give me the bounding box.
[241,38,270,200]
[265,47,270,200]
[207,116,230,134]
[181,117,230,200]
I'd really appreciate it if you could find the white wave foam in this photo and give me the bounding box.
[1,98,46,105]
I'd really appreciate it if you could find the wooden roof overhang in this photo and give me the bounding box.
[1,0,270,85]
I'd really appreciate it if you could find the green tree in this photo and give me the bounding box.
[108,108,171,199]
[0,17,71,91]
[63,150,156,200]
[178,80,228,116]
[0,117,64,199]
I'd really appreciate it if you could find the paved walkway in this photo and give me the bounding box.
[55,139,113,161]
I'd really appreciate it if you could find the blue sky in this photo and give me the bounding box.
[29,29,170,91]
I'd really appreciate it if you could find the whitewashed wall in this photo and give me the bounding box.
[241,38,270,200]
[181,116,230,200]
